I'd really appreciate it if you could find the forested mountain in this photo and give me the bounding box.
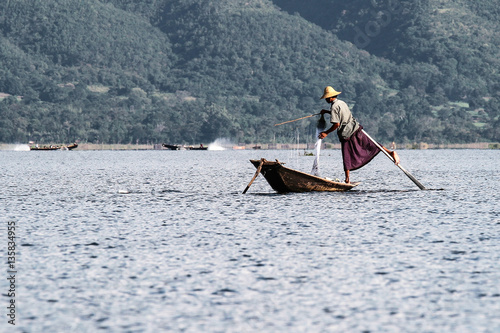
[0,0,498,145]
[274,0,500,99]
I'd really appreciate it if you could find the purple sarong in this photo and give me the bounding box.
[341,126,380,171]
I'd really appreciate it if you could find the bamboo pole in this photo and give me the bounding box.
[274,113,320,126]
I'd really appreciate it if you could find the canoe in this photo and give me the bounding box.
[162,143,182,150]
[30,145,61,151]
[162,143,207,150]
[247,158,359,193]
[30,143,78,151]
[186,146,208,150]
[67,143,78,150]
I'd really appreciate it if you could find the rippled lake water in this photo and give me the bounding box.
[1,149,499,332]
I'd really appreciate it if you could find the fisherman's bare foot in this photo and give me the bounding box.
[345,178,350,184]
[391,151,400,165]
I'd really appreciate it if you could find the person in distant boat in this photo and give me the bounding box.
[318,86,400,184]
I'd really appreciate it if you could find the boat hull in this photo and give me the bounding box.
[250,159,359,193]
[162,144,207,150]
[186,147,208,150]
[162,143,182,150]
[30,146,61,151]
[30,143,78,151]
[67,143,78,150]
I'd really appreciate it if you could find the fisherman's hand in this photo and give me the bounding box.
[318,132,328,139]
[320,109,331,115]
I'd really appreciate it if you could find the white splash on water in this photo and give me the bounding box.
[208,138,233,151]
[1,144,30,151]
[15,144,30,151]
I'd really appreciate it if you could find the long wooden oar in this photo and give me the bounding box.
[243,158,264,194]
[361,130,426,190]
[274,113,320,126]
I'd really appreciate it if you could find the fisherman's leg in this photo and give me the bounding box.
[344,169,350,184]
[381,146,400,165]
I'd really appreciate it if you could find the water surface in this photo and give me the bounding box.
[1,149,499,332]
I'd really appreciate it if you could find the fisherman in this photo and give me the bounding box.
[318,86,400,184]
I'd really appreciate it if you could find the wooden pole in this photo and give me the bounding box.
[361,130,426,190]
[274,113,320,126]
[243,158,264,194]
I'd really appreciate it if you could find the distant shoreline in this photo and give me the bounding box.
[1,142,499,151]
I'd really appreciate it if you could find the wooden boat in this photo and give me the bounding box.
[30,143,78,151]
[245,158,359,193]
[186,146,208,150]
[30,145,61,151]
[66,143,78,150]
[162,143,183,150]
[162,143,207,150]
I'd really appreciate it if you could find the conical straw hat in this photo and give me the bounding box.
[320,86,341,99]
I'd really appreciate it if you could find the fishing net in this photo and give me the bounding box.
[311,114,326,176]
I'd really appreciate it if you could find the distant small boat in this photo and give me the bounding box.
[30,145,61,151]
[30,143,78,151]
[162,143,183,150]
[246,158,359,193]
[162,143,207,150]
[66,143,78,150]
[186,145,208,150]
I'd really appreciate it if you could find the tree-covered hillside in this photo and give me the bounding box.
[273,0,500,140]
[0,0,498,145]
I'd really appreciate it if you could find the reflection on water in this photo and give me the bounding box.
[1,149,499,332]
